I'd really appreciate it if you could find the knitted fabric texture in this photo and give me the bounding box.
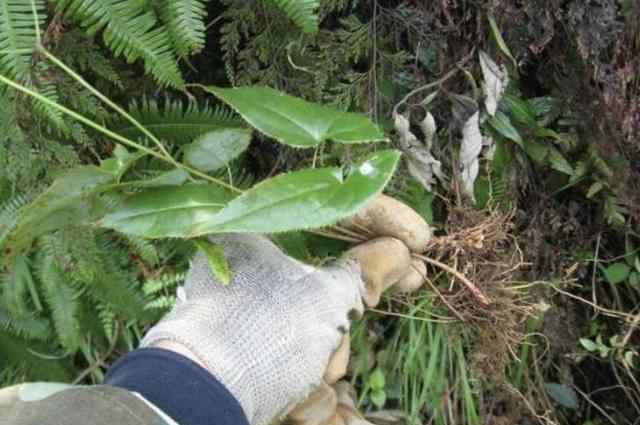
[141,234,364,425]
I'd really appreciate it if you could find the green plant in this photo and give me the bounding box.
[350,296,480,425]
[0,0,397,381]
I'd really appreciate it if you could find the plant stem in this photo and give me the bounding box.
[29,0,41,46]
[413,253,491,306]
[40,49,174,163]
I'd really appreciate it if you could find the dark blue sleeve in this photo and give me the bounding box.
[105,348,249,425]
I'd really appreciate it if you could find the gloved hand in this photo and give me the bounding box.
[141,195,432,425]
[141,234,365,425]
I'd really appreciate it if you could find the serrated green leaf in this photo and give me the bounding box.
[205,86,387,147]
[184,129,252,172]
[370,367,386,390]
[8,167,115,253]
[100,184,235,238]
[194,239,232,285]
[579,338,598,352]
[195,150,401,234]
[603,263,631,285]
[488,111,523,148]
[544,383,578,409]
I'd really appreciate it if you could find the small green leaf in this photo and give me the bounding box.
[587,182,604,199]
[502,95,537,128]
[544,383,578,409]
[488,111,523,148]
[603,263,631,285]
[184,129,252,172]
[370,368,386,390]
[205,86,387,147]
[580,338,598,352]
[547,146,574,176]
[196,150,401,234]
[194,239,232,285]
[370,389,386,409]
[100,184,235,238]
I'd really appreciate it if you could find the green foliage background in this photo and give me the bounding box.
[1,0,639,423]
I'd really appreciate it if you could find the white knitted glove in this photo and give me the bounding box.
[141,234,364,425]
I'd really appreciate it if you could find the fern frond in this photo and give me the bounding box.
[120,233,159,266]
[39,255,82,352]
[111,98,243,144]
[0,305,49,340]
[0,0,46,82]
[267,0,320,34]
[32,78,70,135]
[96,302,116,341]
[0,328,71,381]
[0,193,29,250]
[53,0,184,88]
[144,295,176,310]
[143,272,185,295]
[1,255,35,317]
[161,0,208,57]
[86,232,146,319]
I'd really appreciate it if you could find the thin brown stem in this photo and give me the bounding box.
[413,253,491,306]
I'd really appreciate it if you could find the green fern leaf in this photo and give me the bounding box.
[120,233,159,266]
[268,0,320,33]
[31,78,70,135]
[0,305,49,340]
[53,0,185,88]
[0,328,71,381]
[0,193,29,250]
[111,98,243,144]
[1,255,34,317]
[161,0,208,57]
[85,233,146,319]
[143,272,184,295]
[144,295,176,310]
[39,253,82,352]
[96,302,116,341]
[0,0,46,82]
